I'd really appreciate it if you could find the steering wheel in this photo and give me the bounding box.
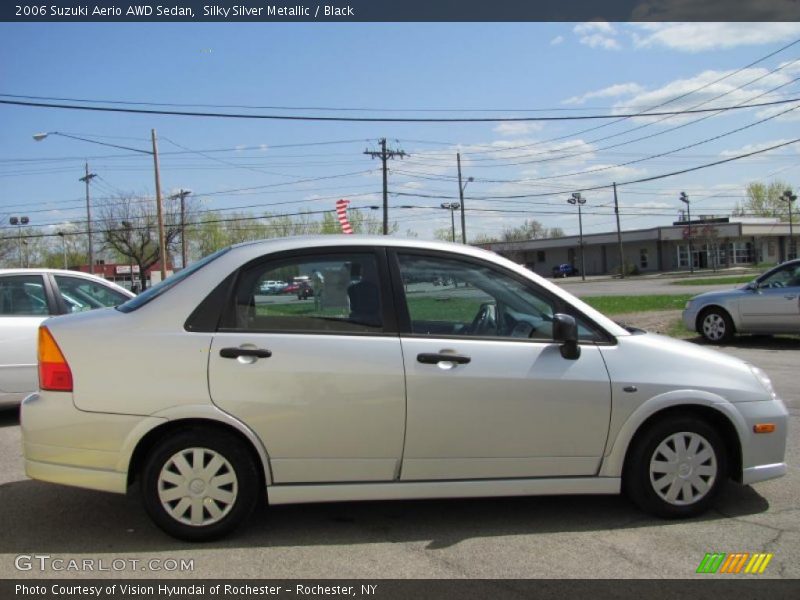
[470,302,498,336]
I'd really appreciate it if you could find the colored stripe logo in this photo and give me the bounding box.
[696,553,773,574]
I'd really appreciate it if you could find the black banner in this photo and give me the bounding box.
[4,580,800,600]
[3,0,800,23]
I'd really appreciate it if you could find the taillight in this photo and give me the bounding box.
[38,326,73,392]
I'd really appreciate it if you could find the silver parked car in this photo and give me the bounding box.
[683,259,800,343]
[21,238,787,541]
[0,269,134,407]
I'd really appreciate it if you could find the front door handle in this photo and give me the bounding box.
[417,353,471,365]
[219,347,272,359]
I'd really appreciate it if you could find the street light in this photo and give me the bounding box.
[680,191,694,274]
[781,189,797,260]
[9,216,29,268]
[441,202,461,243]
[57,231,67,269]
[567,193,587,281]
[169,189,192,268]
[34,129,169,280]
[121,221,138,293]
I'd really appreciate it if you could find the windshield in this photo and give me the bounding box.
[116,248,230,313]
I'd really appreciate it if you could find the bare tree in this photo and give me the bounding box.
[99,195,186,290]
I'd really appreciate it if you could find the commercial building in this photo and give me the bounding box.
[479,217,796,277]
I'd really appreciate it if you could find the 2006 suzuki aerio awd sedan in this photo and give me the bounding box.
[22,237,787,541]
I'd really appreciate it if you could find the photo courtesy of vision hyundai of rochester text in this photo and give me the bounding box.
[21,237,787,541]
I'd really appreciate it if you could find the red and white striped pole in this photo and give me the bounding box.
[336,199,354,234]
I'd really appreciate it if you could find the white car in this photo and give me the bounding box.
[21,237,787,541]
[0,269,134,407]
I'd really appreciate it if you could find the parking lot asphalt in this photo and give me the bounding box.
[0,339,796,580]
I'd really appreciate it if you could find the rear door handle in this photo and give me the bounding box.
[219,347,272,359]
[417,353,471,365]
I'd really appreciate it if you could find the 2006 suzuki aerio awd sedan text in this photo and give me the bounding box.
[22,237,787,541]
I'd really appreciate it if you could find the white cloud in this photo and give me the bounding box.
[574,21,620,50]
[492,122,544,136]
[574,22,616,35]
[630,23,800,52]
[602,65,800,124]
[719,139,797,159]
[563,82,645,105]
[550,35,564,46]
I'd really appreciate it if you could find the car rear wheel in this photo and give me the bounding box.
[624,416,727,518]
[698,308,734,344]
[142,428,260,541]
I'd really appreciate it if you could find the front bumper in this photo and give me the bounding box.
[682,306,700,332]
[735,398,789,485]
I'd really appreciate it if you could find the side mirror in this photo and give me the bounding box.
[744,281,758,291]
[553,313,581,360]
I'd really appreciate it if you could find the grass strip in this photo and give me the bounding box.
[581,294,694,315]
[670,276,753,286]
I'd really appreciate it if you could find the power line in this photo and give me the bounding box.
[3,96,800,122]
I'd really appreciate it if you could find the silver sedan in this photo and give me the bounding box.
[683,259,800,343]
[21,237,787,541]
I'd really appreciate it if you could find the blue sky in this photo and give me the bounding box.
[2,22,800,245]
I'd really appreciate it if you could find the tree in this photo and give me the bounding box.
[41,225,88,269]
[470,220,564,244]
[735,181,797,221]
[99,195,187,291]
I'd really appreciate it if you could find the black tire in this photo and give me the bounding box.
[141,428,260,541]
[624,416,727,519]
[697,307,735,344]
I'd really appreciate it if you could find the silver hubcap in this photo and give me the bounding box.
[702,313,726,341]
[158,447,238,527]
[650,432,717,506]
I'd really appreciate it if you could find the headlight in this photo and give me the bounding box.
[749,364,782,404]
[684,299,693,310]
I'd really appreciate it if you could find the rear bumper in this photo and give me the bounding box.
[24,458,127,493]
[21,392,163,494]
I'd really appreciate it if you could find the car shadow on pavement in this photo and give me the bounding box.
[0,479,770,553]
[0,407,20,428]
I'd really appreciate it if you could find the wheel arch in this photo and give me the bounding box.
[695,304,736,334]
[621,405,743,484]
[600,393,745,483]
[124,407,272,490]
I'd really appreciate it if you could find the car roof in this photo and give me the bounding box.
[0,268,134,296]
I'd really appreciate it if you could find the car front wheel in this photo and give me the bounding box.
[142,428,260,541]
[624,417,727,518]
[698,308,734,343]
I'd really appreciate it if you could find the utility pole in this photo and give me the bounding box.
[57,231,67,269]
[613,183,625,278]
[456,153,474,245]
[364,138,407,235]
[79,162,97,275]
[680,191,694,274]
[172,189,192,269]
[151,129,167,280]
[781,190,797,260]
